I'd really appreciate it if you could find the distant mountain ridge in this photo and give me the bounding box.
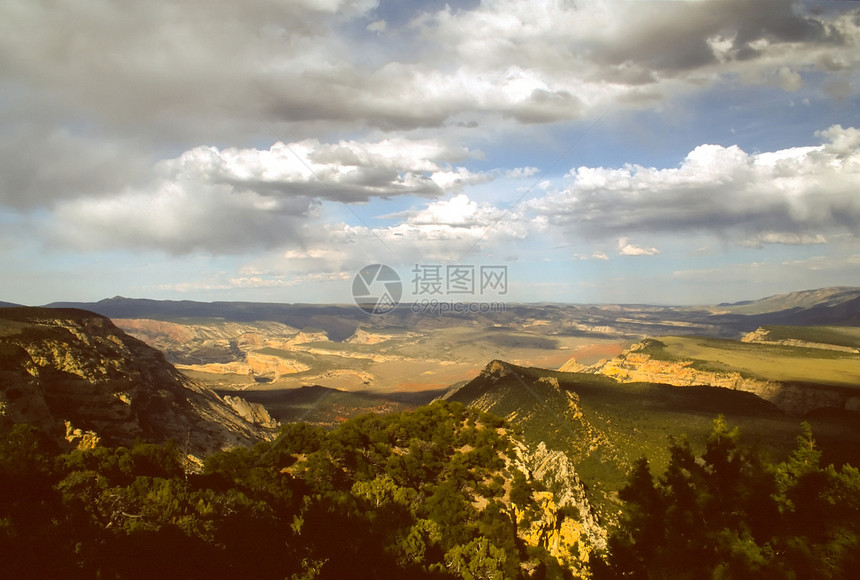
[45,297,366,341]
[711,286,860,326]
[717,286,860,312]
[46,286,860,333]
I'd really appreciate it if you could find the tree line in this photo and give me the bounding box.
[2,402,858,578]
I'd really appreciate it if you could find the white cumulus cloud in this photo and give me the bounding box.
[618,238,660,256]
[527,125,860,246]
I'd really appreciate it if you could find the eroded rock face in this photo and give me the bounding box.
[0,308,278,459]
[507,438,606,575]
[223,395,278,429]
[64,419,99,450]
[113,318,302,364]
[558,358,589,373]
[742,327,860,353]
[580,341,855,416]
[177,353,310,381]
[344,328,403,345]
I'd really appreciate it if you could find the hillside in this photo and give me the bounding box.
[715,286,860,315]
[0,401,608,578]
[711,286,860,327]
[444,360,860,520]
[213,384,437,427]
[46,297,368,341]
[575,335,860,415]
[0,307,277,460]
[742,325,860,351]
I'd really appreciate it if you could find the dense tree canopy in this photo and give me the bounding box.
[594,417,860,579]
[0,402,554,579]
[2,406,858,579]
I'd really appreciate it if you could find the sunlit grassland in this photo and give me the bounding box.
[759,325,860,348]
[656,335,860,388]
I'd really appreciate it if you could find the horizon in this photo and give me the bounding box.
[0,283,853,310]
[2,1,860,306]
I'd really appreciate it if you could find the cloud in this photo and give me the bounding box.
[1,0,857,223]
[370,194,529,260]
[45,137,497,253]
[156,138,485,203]
[503,167,540,179]
[41,124,860,258]
[51,179,317,254]
[742,232,828,249]
[1,0,856,151]
[386,194,505,228]
[0,119,153,209]
[527,125,860,246]
[618,238,660,256]
[408,0,860,122]
[573,250,610,261]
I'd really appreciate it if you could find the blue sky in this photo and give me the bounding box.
[1,0,859,306]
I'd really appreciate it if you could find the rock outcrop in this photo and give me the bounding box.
[178,352,310,381]
[344,328,406,345]
[0,308,278,461]
[506,438,606,575]
[574,340,858,415]
[444,361,608,572]
[223,395,278,429]
[114,318,302,364]
[741,327,860,353]
[558,358,589,373]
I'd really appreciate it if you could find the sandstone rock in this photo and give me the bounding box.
[114,318,301,364]
[64,419,100,450]
[223,395,278,429]
[558,357,588,373]
[247,352,310,380]
[593,340,856,415]
[0,308,279,458]
[178,353,310,382]
[507,438,606,574]
[742,327,860,354]
[345,328,401,345]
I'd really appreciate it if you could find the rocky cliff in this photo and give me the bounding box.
[568,339,859,415]
[0,308,278,461]
[443,360,611,570]
[741,327,860,353]
[507,438,606,574]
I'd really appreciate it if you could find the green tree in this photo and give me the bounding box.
[444,537,509,580]
[599,418,860,579]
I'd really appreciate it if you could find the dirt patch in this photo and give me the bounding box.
[560,342,627,367]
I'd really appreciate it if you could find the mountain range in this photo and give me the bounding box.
[2,288,859,505]
[0,287,858,575]
[44,285,860,334]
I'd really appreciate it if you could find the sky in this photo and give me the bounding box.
[1,0,860,306]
